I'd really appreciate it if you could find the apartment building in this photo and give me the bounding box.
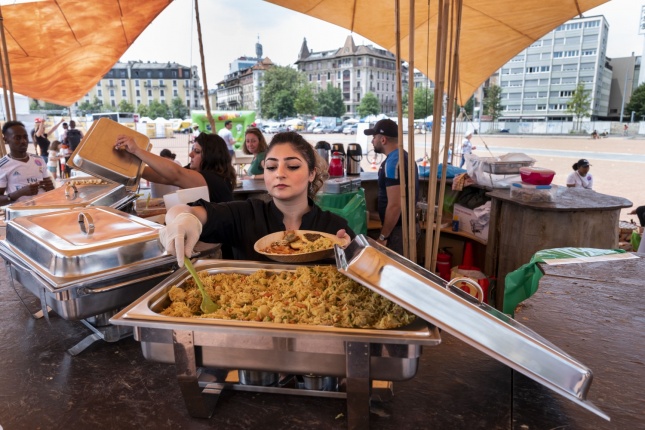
[295,35,398,116]
[498,15,611,121]
[80,61,204,111]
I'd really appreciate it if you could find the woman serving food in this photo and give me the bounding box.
[159,131,354,265]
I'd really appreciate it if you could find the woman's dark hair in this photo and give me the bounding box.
[572,159,590,171]
[160,148,176,160]
[243,127,268,155]
[267,131,328,199]
[195,132,236,187]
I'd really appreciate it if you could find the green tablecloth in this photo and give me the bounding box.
[316,188,367,235]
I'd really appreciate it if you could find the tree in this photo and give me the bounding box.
[294,84,317,116]
[136,103,149,118]
[29,99,40,110]
[77,96,104,114]
[357,92,380,117]
[566,82,591,131]
[316,84,345,117]
[170,97,190,119]
[147,99,171,119]
[118,99,135,113]
[462,95,475,120]
[259,66,304,119]
[412,86,434,119]
[483,84,503,126]
[624,82,645,121]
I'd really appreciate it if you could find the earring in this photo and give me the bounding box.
[309,182,314,193]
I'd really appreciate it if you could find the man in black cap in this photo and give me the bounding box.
[364,118,419,255]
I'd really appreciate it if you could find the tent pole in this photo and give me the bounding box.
[406,0,417,261]
[0,7,11,123]
[432,0,463,272]
[394,0,410,259]
[194,0,215,133]
[0,7,15,121]
[423,0,449,271]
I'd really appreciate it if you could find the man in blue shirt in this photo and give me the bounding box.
[364,119,419,255]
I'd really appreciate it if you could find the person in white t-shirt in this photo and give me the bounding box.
[460,131,476,167]
[218,120,236,158]
[0,121,54,205]
[566,158,593,189]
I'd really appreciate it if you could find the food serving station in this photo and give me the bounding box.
[111,236,608,428]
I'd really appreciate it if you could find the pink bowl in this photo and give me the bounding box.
[520,166,555,185]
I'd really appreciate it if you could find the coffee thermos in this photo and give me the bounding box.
[331,143,345,158]
[314,141,331,164]
[346,143,362,176]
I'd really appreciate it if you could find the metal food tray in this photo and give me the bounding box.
[111,259,441,380]
[479,157,535,174]
[5,181,133,220]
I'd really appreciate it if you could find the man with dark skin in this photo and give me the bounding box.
[0,121,54,206]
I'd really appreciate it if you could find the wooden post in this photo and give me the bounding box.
[406,0,417,261]
[423,0,449,271]
[194,0,215,133]
[431,0,464,272]
[394,0,410,259]
[0,6,11,124]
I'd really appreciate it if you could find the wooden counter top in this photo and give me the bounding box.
[487,187,632,212]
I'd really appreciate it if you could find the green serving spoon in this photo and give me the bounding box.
[183,257,219,314]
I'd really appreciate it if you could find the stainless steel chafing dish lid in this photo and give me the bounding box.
[67,118,150,187]
[4,206,167,278]
[334,236,609,421]
[4,181,130,220]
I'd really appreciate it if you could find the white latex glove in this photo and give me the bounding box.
[158,212,203,267]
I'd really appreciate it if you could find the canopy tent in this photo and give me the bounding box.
[264,0,610,104]
[0,0,172,106]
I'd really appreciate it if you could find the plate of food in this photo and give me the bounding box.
[254,230,348,263]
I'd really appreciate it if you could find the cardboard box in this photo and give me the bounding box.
[453,203,489,243]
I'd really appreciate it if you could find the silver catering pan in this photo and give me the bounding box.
[111,259,441,380]
[5,180,134,220]
[0,206,177,320]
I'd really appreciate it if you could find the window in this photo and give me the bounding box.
[511,68,523,74]
[159,80,164,86]
[524,92,537,98]
[526,66,538,74]
[173,89,178,97]
[509,80,522,87]
[184,80,189,87]
[538,91,548,97]
[551,77,561,84]
[511,55,524,62]
[584,20,600,28]
[327,72,331,79]
[357,70,361,78]
[501,68,510,75]
[566,36,581,45]
[173,80,177,87]
[97,89,102,97]
[148,90,152,97]
[563,63,577,71]
[109,89,115,97]
[563,50,579,57]
[583,35,598,44]
[111,100,116,107]
[562,77,577,84]
[525,79,538,86]
[135,80,140,87]
[549,103,567,110]
[529,40,542,48]
[160,90,165,97]
[121,89,126,97]
[97,81,101,87]
[120,79,126,86]
[551,65,562,72]
[580,63,595,70]
[559,90,574,97]
[541,52,551,60]
[136,89,140,97]
[508,92,522,100]
[109,79,114,86]
[540,66,550,72]
[582,49,597,56]
[147,79,152,86]
[553,51,563,58]
[555,38,565,45]
[536,104,546,110]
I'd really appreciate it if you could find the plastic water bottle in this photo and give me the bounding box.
[452,214,459,232]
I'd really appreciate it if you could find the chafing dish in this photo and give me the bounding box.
[0,206,177,354]
[5,118,149,220]
[111,237,608,428]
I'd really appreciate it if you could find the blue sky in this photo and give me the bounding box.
[121,0,641,87]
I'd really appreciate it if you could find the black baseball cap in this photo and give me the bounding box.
[364,119,398,138]
[577,159,591,167]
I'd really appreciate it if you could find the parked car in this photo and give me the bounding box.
[312,125,326,134]
[342,124,358,135]
[332,125,344,133]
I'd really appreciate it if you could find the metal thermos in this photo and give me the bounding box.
[331,143,345,158]
[314,141,331,164]
[328,152,344,177]
[346,143,362,176]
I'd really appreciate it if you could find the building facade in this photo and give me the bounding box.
[79,61,204,112]
[498,15,611,121]
[607,55,641,121]
[295,36,398,116]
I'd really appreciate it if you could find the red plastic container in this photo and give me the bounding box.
[519,166,555,185]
